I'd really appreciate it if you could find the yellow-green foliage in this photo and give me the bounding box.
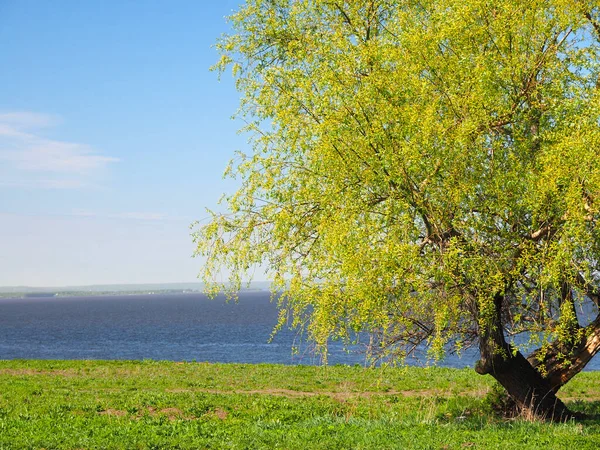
[194,1,600,362]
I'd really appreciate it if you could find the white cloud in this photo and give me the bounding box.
[0,111,119,189]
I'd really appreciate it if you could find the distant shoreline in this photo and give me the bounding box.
[0,289,202,299]
[0,281,271,299]
[0,288,270,299]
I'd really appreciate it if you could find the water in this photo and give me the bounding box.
[0,292,597,370]
[0,292,353,365]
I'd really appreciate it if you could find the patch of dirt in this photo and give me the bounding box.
[98,408,127,417]
[0,368,77,377]
[206,408,228,420]
[166,387,481,399]
[160,407,188,420]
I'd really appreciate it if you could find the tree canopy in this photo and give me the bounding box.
[194,0,600,419]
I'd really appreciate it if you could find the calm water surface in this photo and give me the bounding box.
[0,292,345,364]
[0,292,598,369]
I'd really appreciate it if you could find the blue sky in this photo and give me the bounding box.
[0,0,248,286]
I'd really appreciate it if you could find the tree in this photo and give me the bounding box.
[194,0,600,420]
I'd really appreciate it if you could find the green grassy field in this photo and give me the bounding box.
[0,360,599,449]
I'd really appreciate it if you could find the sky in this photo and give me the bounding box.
[0,0,249,287]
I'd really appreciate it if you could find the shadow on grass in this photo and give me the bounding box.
[567,400,600,421]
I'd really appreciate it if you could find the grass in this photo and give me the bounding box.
[0,360,599,449]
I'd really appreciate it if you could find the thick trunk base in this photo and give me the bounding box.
[475,293,600,421]
[476,350,573,421]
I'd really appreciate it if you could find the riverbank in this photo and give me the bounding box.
[0,360,599,449]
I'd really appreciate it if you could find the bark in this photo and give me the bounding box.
[527,316,600,393]
[475,293,573,421]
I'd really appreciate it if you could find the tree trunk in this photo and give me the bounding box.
[475,293,573,421]
[527,316,600,393]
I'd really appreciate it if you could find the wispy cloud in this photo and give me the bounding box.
[0,111,119,189]
[0,210,191,224]
[0,111,60,129]
[0,211,179,222]
[71,210,170,221]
